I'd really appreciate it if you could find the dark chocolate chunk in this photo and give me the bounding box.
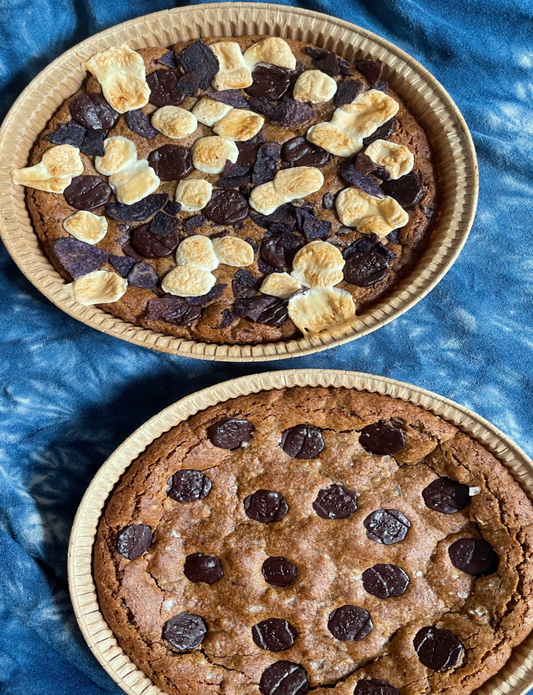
[374,80,388,93]
[64,176,112,210]
[167,469,212,503]
[252,618,297,652]
[162,200,182,217]
[306,47,328,61]
[70,92,119,130]
[122,243,144,261]
[256,299,288,327]
[448,538,499,576]
[253,142,282,184]
[262,557,298,587]
[177,71,200,97]
[340,162,384,198]
[316,51,342,77]
[414,627,464,672]
[355,59,384,84]
[260,232,303,269]
[116,524,153,560]
[359,421,406,455]
[208,417,254,449]
[150,211,179,236]
[362,118,397,147]
[373,164,390,181]
[80,129,107,157]
[354,152,375,176]
[106,194,168,222]
[259,661,308,695]
[354,680,400,695]
[216,172,252,189]
[249,96,315,127]
[281,137,330,168]
[209,89,250,108]
[224,161,251,178]
[145,296,202,326]
[362,564,410,599]
[220,308,237,328]
[177,40,219,90]
[204,190,248,225]
[184,214,206,228]
[295,208,331,240]
[313,483,358,519]
[258,258,277,275]
[109,254,136,277]
[250,202,294,229]
[127,261,159,290]
[53,238,108,279]
[125,109,159,139]
[147,69,186,106]
[328,605,373,641]
[162,612,207,652]
[281,424,325,459]
[184,283,226,307]
[244,490,289,523]
[46,121,86,148]
[232,269,259,298]
[387,229,400,245]
[184,552,224,584]
[148,144,193,181]
[158,51,177,68]
[380,173,423,210]
[322,192,334,210]
[335,79,364,107]
[132,223,178,258]
[364,509,411,545]
[234,295,278,320]
[344,250,389,287]
[232,281,256,299]
[422,477,471,514]
[245,64,292,100]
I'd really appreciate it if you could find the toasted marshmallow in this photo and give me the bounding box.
[192,136,239,174]
[244,37,296,71]
[249,166,324,215]
[306,120,361,158]
[192,97,233,127]
[152,106,198,139]
[83,45,150,113]
[291,241,345,288]
[248,181,287,216]
[162,266,216,297]
[213,109,264,142]
[364,139,414,180]
[175,179,213,211]
[288,287,355,335]
[63,211,108,245]
[210,42,253,90]
[176,235,218,271]
[293,70,337,104]
[212,237,254,267]
[260,272,302,299]
[336,187,408,237]
[95,136,137,175]
[66,270,127,305]
[339,89,399,136]
[108,160,160,205]
[11,144,83,193]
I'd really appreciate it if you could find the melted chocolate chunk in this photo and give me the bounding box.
[256,299,289,326]
[244,490,289,523]
[162,612,207,652]
[70,92,119,130]
[422,477,471,514]
[381,173,423,209]
[232,269,259,299]
[245,64,292,100]
[328,605,373,641]
[184,283,226,307]
[262,557,298,587]
[115,524,153,560]
[249,96,315,127]
[234,295,278,320]
[209,90,250,108]
[125,109,159,139]
[207,417,254,449]
[148,144,193,181]
[355,59,384,84]
[354,679,400,695]
[167,469,212,503]
[127,261,159,290]
[177,40,219,90]
[145,296,202,326]
[335,79,364,107]
[204,190,248,225]
[53,238,108,279]
[147,69,186,106]
[294,208,331,240]
[359,421,406,455]
[260,232,304,269]
[281,137,330,167]
[46,121,86,148]
[344,251,390,287]
[259,661,309,695]
[362,563,410,598]
[80,129,107,157]
[64,176,112,210]
[253,142,282,184]
[253,618,297,652]
[132,223,178,258]
[313,483,358,519]
[364,509,411,545]
[106,194,168,222]
[362,118,397,147]
[448,538,499,575]
[184,552,224,584]
[414,627,464,672]
[109,254,136,277]
[340,162,384,198]
[354,152,376,176]
[281,425,325,459]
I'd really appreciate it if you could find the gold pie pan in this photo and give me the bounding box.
[69,369,533,695]
[0,4,478,360]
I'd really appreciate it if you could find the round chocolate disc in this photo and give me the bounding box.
[413,626,464,672]
[207,417,254,449]
[162,611,208,652]
[281,137,330,167]
[167,469,212,503]
[261,557,298,587]
[147,69,186,106]
[148,145,193,181]
[344,251,390,287]
[381,173,423,210]
[244,490,289,523]
[183,552,224,584]
[312,483,358,519]
[70,92,119,130]
[422,477,471,514]
[359,422,406,455]
[327,605,373,641]
[362,564,410,598]
[64,176,112,210]
[204,190,249,225]
[116,524,153,560]
[354,679,400,695]
[245,64,292,100]
[259,661,309,695]
[252,618,297,652]
[448,538,499,575]
[281,424,325,459]
[363,509,411,545]
[132,223,179,258]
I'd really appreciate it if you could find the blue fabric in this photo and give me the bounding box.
[1,0,533,692]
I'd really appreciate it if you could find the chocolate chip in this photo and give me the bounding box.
[249,96,315,127]
[281,425,325,459]
[340,162,384,198]
[344,250,390,287]
[359,422,406,455]
[245,64,292,100]
[116,524,153,560]
[109,254,136,277]
[448,538,499,575]
[132,223,178,258]
[150,211,179,236]
[184,283,226,307]
[253,619,297,652]
[306,46,328,60]
[220,308,237,328]
[323,192,334,210]
[207,417,254,449]
[281,136,330,167]
[80,129,107,157]
[106,194,169,222]
[53,238,108,279]
[295,208,331,240]
[328,605,373,641]
[362,563,410,598]
[354,679,400,695]
[260,232,304,269]
[414,627,464,672]
[354,152,375,176]
[386,229,400,245]
[70,92,119,130]
[232,278,257,298]
[167,469,212,503]
[355,59,384,84]
[177,71,200,97]
[244,490,289,523]
[422,477,471,514]
[252,142,282,184]
[335,79,364,107]
[147,69,186,106]
[183,552,224,584]
[362,118,397,147]
[256,299,288,327]
[64,176,112,210]
[216,172,252,189]
[184,214,206,228]
[318,51,343,76]
[46,121,86,148]
[162,612,207,652]
[204,190,248,225]
[145,295,202,326]
[126,109,159,139]
[262,557,298,587]
[381,173,423,209]
[177,40,219,90]
[127,261,159,290]
[209,89,250,108]
[148,144,193,181]
[122,243,144,261]
[364,509,411,545]
[259,661,308,695]
[313,483,358,519]
[234,295,277,320]
[158,51,177,68]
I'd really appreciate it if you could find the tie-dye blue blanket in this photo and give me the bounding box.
[1,1,533,692]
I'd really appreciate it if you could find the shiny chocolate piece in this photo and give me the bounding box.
[281,424,325,459]
[167,469,212,503]
[359,421,406,455]
[70,92,119,130]
[262,557,298,587]
[183,552,224,584]
[115,524,153,560]
[354,679,400,695]
[162,612,207,652]
[344,251,390,287]
[259,661,309,695]
[204,190,249,226]
[381,173,423,210]
[147,69,186,106]
[237,131,266,167]
[414,626,464,672]
[64,176,112,210]
[328,605,373,641]
[362,118,397,147]
[362,563,410,598]
[106,194,168,222]
[245,64,292,100]
[148,145,193,181]
[132,223,178,258]
[313,483,358,519]
[364,509,411,545]
[448,538,499,575]
[252,618,297,652]
[145,296,202,326]
[126,109,159,139]
[244,490,289,523]
[422,477,471,514]
[207,417,254,449]
[281,137,330,167]
[260,232,304,269]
